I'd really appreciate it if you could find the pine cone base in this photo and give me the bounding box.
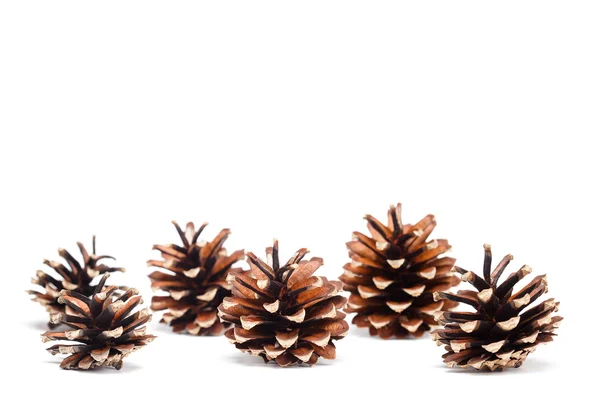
[160,310,228,336]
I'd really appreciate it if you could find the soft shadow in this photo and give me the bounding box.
[441,365,499,374]
[348,326,429,340]
[227,352,274,368]
[153,323,183,335]
[503,357,554,374]
[227,352,327,368]
[97,362,144,374]
[24,320,54,331]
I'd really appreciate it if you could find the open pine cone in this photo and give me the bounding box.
[339,203,460,338]
[28,237,124,326]
[41,273,155,370]
[431,244,562,371]
[219,241,349,366]
[148,221,244,335]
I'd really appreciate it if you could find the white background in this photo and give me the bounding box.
[1,1,597,398]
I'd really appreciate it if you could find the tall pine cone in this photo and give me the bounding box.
[148,221,244,335]
[431,244,562,371]
[41,273,155,370]
[28,237,124,325]
[219,241,349,366]
[339,203,460,338]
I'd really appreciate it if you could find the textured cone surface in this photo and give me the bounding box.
[339,204,460,338]
[41,273,155,370]
[148,221,244,335]
[431,244,562,371]
[28,237,125,325]
[219,241,349,366]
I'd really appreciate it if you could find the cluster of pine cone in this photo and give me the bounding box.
[29,205,561,371]
[30,238,154,370]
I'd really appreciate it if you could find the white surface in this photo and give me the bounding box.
[1,1,597,398]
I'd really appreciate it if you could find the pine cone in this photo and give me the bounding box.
[339,203,460,338]
[28,237,125,326]
[219,241,349,366]
[148,221,244,335]
[431,244,562,371]
[41,273,155,370]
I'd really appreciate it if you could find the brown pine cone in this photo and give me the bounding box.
[148,221,244,335]
[41,273,155,370]
[339,203,460,338]
[431,244,562,371]
[28,237,125,326]
[219,241,349,366]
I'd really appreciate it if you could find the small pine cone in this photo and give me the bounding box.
[28,237,125,325]
[219,241,349,367]
[431,244,562,371]
[148,221,244,335]
[339,203,460,338]
[41,273,155,370]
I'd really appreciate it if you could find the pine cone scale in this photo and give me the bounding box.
[212,250,246,277]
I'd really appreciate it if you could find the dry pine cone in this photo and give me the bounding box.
[340,204,460,338]
[219,241,349,366]
[148,221,244,335]
[431,244,562,371]
[28,237,124,325]
[41,273,155,370]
